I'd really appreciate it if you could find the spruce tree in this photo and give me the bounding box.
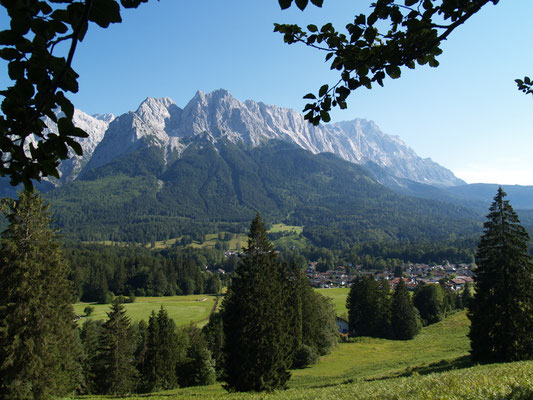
[0,190,82,400]
[391,279,421,340]
[142,307,180,391]
[97,299,138,395]
[468,187,533,362]
[221,213,292,392]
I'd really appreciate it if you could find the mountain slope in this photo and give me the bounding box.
[46,139,479,244]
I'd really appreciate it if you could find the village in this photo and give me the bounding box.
[306,261,475,292]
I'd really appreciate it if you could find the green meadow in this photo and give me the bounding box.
[88,223,306,251]
[73,295,218,327]
[316,287,350,317]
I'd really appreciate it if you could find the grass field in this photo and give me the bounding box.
[72,310,533,400]
[316,287,350,317]
[88,223,306,251]
[73,295,219,326]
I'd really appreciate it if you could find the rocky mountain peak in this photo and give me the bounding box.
[67,89,464,187]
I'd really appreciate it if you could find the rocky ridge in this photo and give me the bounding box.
[54,89,464,187]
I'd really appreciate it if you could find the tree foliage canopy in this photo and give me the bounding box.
[276,0,531,125]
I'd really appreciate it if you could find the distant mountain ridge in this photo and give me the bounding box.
[51,89,464,187]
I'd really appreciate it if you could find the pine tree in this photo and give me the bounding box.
[80,320,104,394]
[142,307,180,391]
[221,213,293,392]
[0,190,82,400]
[468,187,533,362]
[391,279,421,340]
[97,299,138,395]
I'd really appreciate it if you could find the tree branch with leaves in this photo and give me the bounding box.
[0,0,150,188]
[276,0,531,125]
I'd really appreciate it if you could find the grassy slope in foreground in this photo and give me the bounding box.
[70,311,533,400]
[73,295,217,327]
[90,361,531,400]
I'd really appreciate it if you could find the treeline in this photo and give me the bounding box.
[80,303,217,394]
[64,244,234,302]
[346,276,473,340]
[63,235,476,305]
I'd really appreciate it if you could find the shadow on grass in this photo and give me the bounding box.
[366,355,473,381]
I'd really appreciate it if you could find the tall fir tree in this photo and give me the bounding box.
[391,279,421,340]
[141,307,181,391]
[468,187,533,362]
[221,213,293,392]
[0,190,82,400]
[96,299,138,395]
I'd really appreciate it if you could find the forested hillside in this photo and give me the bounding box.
[46,139,481,246]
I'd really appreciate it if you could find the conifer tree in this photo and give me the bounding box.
[142,307,180,391]
[468,188,533,362]
[97,299,138,395]
[347,275,391,338]
[0,190,82,399]
[178,326,216,387]
[289,262,337,363]
[80,320,104,394]
[391,279,421,340]
[202,312,225,379]
[413,283,445,326]
[221,213,292,392]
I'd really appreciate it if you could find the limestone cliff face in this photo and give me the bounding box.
[59,89,464,187]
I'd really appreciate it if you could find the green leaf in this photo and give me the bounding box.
[70,127,89,138]
[0,30,20,46]
[278,0,292,9]
[318,84,329,97]
[385,65,401,79]
[310,0,323,7]
[68,140,83,156]
[405,0,418,6]
[303,93,317,100]
[57,117,75,136]
[307,24,318,32]
[121,0,149,8]
[89,0,122,28]
[295,0,308,11]
[0,48,21,61]
[320,110,331,123]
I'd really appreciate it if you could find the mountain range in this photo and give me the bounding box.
[54,89,464,188]
[3,89,532,244]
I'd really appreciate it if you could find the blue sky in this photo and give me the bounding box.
[2,1,533,185]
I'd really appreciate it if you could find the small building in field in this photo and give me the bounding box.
[336,316,349,334]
